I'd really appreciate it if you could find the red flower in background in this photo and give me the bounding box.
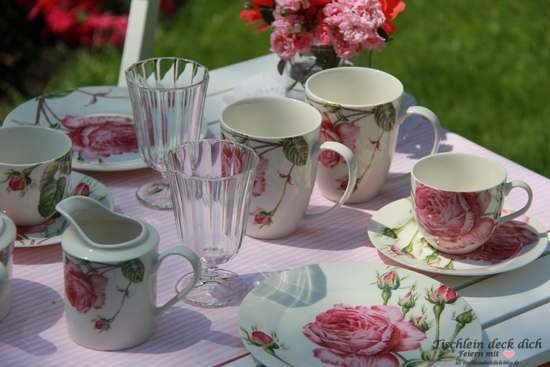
[240,0,275,31]
[19,0,179,47]
[379,0,406,36]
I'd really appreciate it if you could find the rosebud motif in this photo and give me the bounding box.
[410,314,431,332]
[251,330,275,349]
[93,318,111,332]
[455,309,475,326]
[427,285,458,305]
[377,270,400,290]
[253,210,273,228]
[73,182,91,196]
[398,291,416,312]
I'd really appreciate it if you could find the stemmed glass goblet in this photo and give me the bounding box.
[125,57,209,209]
[165,139,258,307]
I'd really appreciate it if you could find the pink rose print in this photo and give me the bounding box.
[72,182,91,196]
[251,330,274,349]
[252,156,269,197]
[93,318,111,332]
[303,304,426,367]
[449,221,538,264]
[427,285,458,305]
[319,115,360,168]
[253,210,273,228]
[221,144,245,177]
[8,176,26,191]
[414,183,495,251]
[61,115,138,160]
[64,262,108,313]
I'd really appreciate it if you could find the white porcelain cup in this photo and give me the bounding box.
[221,97,357,239]
[305,67,442,203]
[0,213,16,321]
[412,153,533,254]
[0,126,72,226]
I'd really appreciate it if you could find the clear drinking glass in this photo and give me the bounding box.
[125,57,209,209]
[166,140,259,307]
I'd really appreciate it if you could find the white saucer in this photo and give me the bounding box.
[368,198,547,276]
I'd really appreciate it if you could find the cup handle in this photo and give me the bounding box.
[304,141,357,220]
[153,245,201,315]
[0,263,7,291]
[385,106,442,186]
[498,180,533,225]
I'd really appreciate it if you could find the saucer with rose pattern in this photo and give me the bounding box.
[367,198,547,276]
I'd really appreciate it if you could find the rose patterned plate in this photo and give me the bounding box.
[239,262,481,367]
[3,86,146,171]
[368,198,547,276]
[15,171,112,248]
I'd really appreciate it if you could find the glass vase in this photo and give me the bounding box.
[284,45,352,100]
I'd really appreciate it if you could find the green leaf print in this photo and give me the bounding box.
[56,153,72,175]
[374,103,396,131]
[38,177,65,218]
[282,137,308,166]
[121,259,145,283]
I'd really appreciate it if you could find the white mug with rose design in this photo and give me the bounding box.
[412,153,533,254]
[0,126,72,226]
[56,196,201,350]
[221,97,357,239]
[305,67,442,203]
[0,213,16,321]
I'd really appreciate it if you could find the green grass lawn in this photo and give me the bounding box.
[3,0,550,176]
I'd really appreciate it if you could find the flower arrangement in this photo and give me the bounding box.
[18,0,178,48]
[241,0,406,75]
[241,0,405,92]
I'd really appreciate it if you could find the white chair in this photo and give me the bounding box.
[117,0,159,86]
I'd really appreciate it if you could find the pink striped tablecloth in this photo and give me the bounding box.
[1,119,549,367]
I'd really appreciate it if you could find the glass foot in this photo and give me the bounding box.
[136,181,172,210]
[176,269,243,308]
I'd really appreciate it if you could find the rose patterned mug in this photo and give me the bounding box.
[305,67,442,203]
[0,213,16,321]
[412,153,533,254]
[221,97,357,239]
[0,126,72,226]
[56,196,201,350]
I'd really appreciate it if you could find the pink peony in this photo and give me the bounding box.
[61,115,138,160]
[304,304,426,367]
[319,116,360,167]
[323,0,387,58]
[414,183,495,251]
[64,262,108,313]
[253,156,269,196]
[271,14,314,60]
[276,0,309,12]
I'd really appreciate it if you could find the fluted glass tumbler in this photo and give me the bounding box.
[125,57,209,209]
[166,140,258,307]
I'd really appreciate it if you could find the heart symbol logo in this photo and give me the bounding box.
[503,350,515,359]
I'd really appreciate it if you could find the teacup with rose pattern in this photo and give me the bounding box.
[411,153,533,254]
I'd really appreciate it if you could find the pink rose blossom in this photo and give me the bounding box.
[414,183,495,251]
[319,116,360,167]
[64,262,108,313]
[61,115,138,160]
[304,304,426,367]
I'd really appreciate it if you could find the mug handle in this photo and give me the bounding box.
[303,141,357,220]
[386,106,442,186]
[498,180,533,224]
[0,262,7,293]
[153,245,201,315]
